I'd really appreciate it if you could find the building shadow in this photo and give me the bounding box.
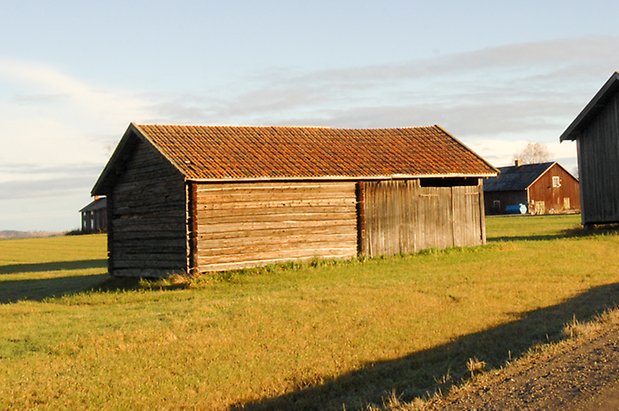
[0,257,147,303]
[488,224,619,243]
[0,272,147,304]
[237,282,619,411]
[488,234,569,242]
[0,259,107,275]
[0,273,110,303]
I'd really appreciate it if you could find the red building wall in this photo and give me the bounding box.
[527,163,580,214]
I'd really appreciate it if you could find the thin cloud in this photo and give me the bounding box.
[201,36,619,126]
[0,59,155,170]
[0,163,103,200]
[0,37,612,229]
[0,59,149,117]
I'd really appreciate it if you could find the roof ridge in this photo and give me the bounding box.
[134,123,438,131]
[500,161,555,168]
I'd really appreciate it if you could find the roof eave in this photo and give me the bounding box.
[525,162,556,188]
[186,173,497,183]
[131,123,189,177]
[92,123,190,196]
[91,124,139,196]
[434,125,500,174]
[559,71,619,142]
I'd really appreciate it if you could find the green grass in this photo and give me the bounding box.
[485,213,582,240]
[0,234,108,303]
[0,216,618,410]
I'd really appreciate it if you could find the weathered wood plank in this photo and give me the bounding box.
[198,247,356,267]
[199,206,355,219]
[198,233,357,252]
[195,181,357,272]
[112,268,183,278]
[198,253,353,272]
[197,198,355,211]
[198,218,356,234]
[109,138,187,277]
[197,211,357,225]
[198,238,358,258]
[360,180,483,258]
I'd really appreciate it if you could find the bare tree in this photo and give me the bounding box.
[514,142,552,164]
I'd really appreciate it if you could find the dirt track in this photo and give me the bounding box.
[426,315,619,410]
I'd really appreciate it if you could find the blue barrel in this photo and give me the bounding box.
[505,203,527,214]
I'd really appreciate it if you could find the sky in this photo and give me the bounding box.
[1,0,619,231]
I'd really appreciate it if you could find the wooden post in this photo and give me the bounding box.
[186,182,199,275]
[478,179,487,244]
[355,182,366,256]
[106,195,114,275]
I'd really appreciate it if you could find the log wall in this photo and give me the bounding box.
[359,180,485,257]
[109,139,187,277]
[194,182,358,272]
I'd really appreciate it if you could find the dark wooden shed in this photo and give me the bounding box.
[560,72,619,226]
[484,161,580,215]
[92,123,497,277]
[79,197,107,233]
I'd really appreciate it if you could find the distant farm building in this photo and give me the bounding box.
[484,161,580,215]
[80,197,107,233]
[92,123,497,277]
[560,72,619,226]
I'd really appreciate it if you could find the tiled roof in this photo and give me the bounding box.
[132,124,497,180]
[483,162,555,192]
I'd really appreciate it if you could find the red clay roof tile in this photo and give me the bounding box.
[132,124,496,180]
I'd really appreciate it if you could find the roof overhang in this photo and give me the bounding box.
[91,123,185,195]
[186,173,497,184]
[560,72,619,142]
[93,123,498,194]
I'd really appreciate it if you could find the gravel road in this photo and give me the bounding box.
[425,314,619,410]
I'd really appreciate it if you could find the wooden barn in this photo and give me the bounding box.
[79,197,107,233]
[92,123,497,277]
[560,72,619,226]
[484,161,580,215]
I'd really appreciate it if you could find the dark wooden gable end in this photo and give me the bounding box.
[80,197,108,233]
[93,127,187,277]
[94,123,497,277]
[560,72,619,225]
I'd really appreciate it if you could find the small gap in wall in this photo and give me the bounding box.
[419,177,478,187]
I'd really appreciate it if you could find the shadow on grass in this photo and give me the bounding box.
[0,274,147,304]
[0,258,148,303]
[238,282,619,410]
[488,224,619,242]
[0,274,109,303]
[0,259,107,274]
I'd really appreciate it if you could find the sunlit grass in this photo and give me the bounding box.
[485,213,581,240]
[0,217,617,409]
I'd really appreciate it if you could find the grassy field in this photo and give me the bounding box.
[0,214,617,409]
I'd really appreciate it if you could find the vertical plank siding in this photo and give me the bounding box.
[578,91,619,225]
[360,180,484,257]
[195,182,358,272]
[109,140,187,277]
